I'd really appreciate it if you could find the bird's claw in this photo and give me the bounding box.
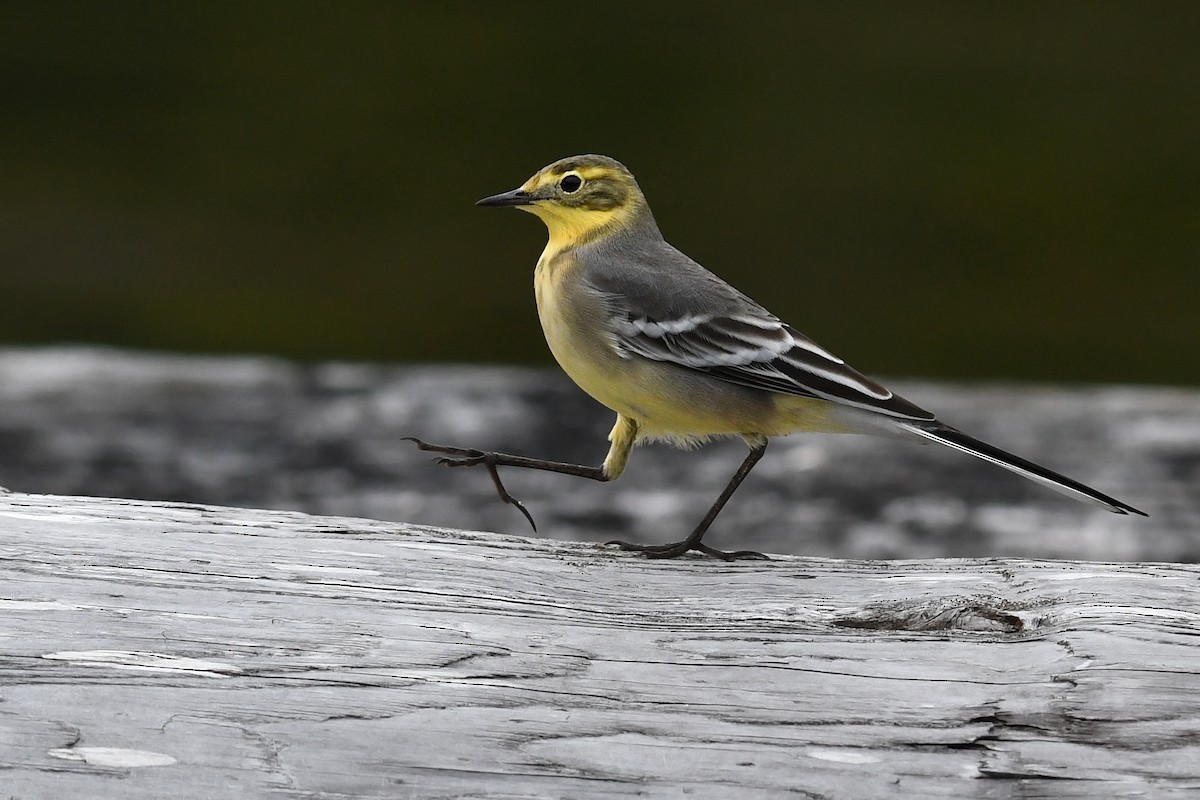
[403,437,482,459]
[405,436,538,532]
[505,494,538,533]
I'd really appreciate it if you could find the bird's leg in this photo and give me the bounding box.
[608,439,769,561]
[404,437,610,531]
[406,417,637,531]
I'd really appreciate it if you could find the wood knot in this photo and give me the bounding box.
[832,596,1027,634]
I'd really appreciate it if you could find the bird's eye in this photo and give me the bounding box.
[560,174,583,193]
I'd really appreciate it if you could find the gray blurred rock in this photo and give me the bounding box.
[0,346,1193,561]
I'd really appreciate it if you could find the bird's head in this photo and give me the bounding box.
[477,154,652,249]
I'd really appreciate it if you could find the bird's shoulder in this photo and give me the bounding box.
[579,235,763,321]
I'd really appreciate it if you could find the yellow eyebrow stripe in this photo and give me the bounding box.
[577,166,610,181]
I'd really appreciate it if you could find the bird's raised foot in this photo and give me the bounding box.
[605,538,768,561]
[403,437,538,532]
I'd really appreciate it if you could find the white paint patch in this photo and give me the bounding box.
[874,574,981,583]
[389,540,486,555]
[270,562,381,575]
[0,510,98,524]
[42,650,242,675]
[1067,605,1200,621]
[314,548,388,559]
[0,600,222,620]
[48,747,177,768]
[0,599,85,611]
[805,748,880,764]
[1040,572,1125,581]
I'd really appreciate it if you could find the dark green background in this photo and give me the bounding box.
[3,3,1197,384]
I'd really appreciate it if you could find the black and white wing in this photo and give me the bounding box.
[613,310,934,420]
[585,244,935,421]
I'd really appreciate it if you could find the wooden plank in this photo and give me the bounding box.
[2,491,1198,798]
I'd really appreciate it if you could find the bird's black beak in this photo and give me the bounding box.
[476,187,535,207]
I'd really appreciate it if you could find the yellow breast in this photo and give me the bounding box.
[534,249,611,393]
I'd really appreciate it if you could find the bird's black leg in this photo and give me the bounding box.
[403,437,609,531]
[607,441,769,561]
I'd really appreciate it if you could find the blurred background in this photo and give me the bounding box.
[3,3,1197,385]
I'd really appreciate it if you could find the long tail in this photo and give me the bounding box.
[895,421,1146,516]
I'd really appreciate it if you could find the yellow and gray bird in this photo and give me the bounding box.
[409,154,1145,559]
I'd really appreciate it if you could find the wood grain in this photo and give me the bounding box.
[2,491,1198,798]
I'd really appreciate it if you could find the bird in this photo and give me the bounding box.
[407,154,1146,560]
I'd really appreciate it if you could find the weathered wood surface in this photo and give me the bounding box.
[2,491,1199,798]
[0,346,1196,562]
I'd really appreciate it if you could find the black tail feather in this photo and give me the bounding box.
[897,422,1146,516]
